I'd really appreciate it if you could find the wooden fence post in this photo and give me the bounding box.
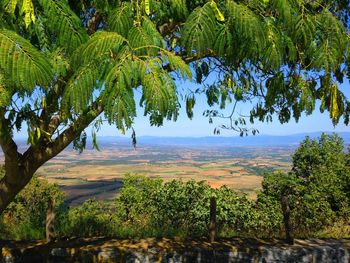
[281,195,294,245]
[209,197,217,243]
[46,198,55,243]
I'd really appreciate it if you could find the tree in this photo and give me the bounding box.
[292,133,350,213]
[0,0,350,213]
[258,134,350,235]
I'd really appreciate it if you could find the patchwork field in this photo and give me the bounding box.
[31,139,293,204]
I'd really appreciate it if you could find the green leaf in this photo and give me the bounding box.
[182,3,218,56]
[128,17,165,56]
[72,31,128,69]
[92,131,100,151]
[162,50,192,79]
[186,94,195,119]
[38,0,88,52]
[20,0,35,28]
[4,0,18,14]
[214,24,235,59]
[0,86,11,107]
[144,0,150,15]
[104,60,138,131]
[210,1,225,22]
[62,63,100,112]
[330,84,340,125]
[0,29,52,91]
[108,3,133,38]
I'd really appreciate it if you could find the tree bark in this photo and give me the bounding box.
[209,197,217,242]
[0,138,36,213]
[46,198,55,243]
[0,102,104,214]
[281,195,294,245]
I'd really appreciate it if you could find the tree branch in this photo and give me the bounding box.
[24,100,104,168]
[0,108,21,161]
[158,19,181,37]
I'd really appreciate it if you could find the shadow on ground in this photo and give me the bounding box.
[62,180,123,205]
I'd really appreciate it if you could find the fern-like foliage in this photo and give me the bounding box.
[263,18,295,70]
[309,11,347,73]
[140,58,178,125]
[37,0,88,53]
[2,0,36,28]
[168,0,189,20]
[226,0,266,60]
[108,3,134,38]
[62,63,100,113]
[33,16,50,51]
[104,59,139,132]
[0,29,52,91]
[292,14,316,50]
[214,23,235,60]
[50,48,70,79]
[128,17,165,56]
[103,51,184,130]
[0,72,11,107]
[62,31,129,112]
[71,31,128,69]
[181,2,218,56]
[161,50,192,79]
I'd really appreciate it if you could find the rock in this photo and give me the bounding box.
[51,248,69,258]
[1,238,350,263]
[98,248,120,262]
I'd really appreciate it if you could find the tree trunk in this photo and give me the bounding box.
[0,165,34,214]
[0,102,104,213]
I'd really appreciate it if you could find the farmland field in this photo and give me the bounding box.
[0,135,309,205]
[25,138,294,205]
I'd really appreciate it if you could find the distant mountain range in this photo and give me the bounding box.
[12,132,350,150]
[96,132,350,147]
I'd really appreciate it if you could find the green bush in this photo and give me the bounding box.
[154,180,214,236]
[0,169,64,240]
[57,199,116,238]
[257,134,350,237]
[257,171,334,236]
[293,133,350,212]
[115,174,162,226]
[114,174,257,238]
[213,186,256,236]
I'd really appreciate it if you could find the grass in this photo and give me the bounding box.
[315,220,350,238]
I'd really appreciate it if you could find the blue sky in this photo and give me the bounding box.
[99,79,350,137]
[13,78,350,139]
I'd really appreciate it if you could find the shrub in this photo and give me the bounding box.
[0,168,64,240]
[57,199,116,238]
[114,175,258,238]
[115,173,162,226]
[154,180,213,236]
[256,134,350,237]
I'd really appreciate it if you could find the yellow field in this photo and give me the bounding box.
[36,146,292,204]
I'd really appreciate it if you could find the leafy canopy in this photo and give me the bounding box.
[0,0,350,147]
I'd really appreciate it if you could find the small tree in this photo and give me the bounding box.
[258,134,350,236]
[293,133,350,213]
[1,1,350,212]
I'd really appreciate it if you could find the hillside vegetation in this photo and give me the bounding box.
[1,134,349,240]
